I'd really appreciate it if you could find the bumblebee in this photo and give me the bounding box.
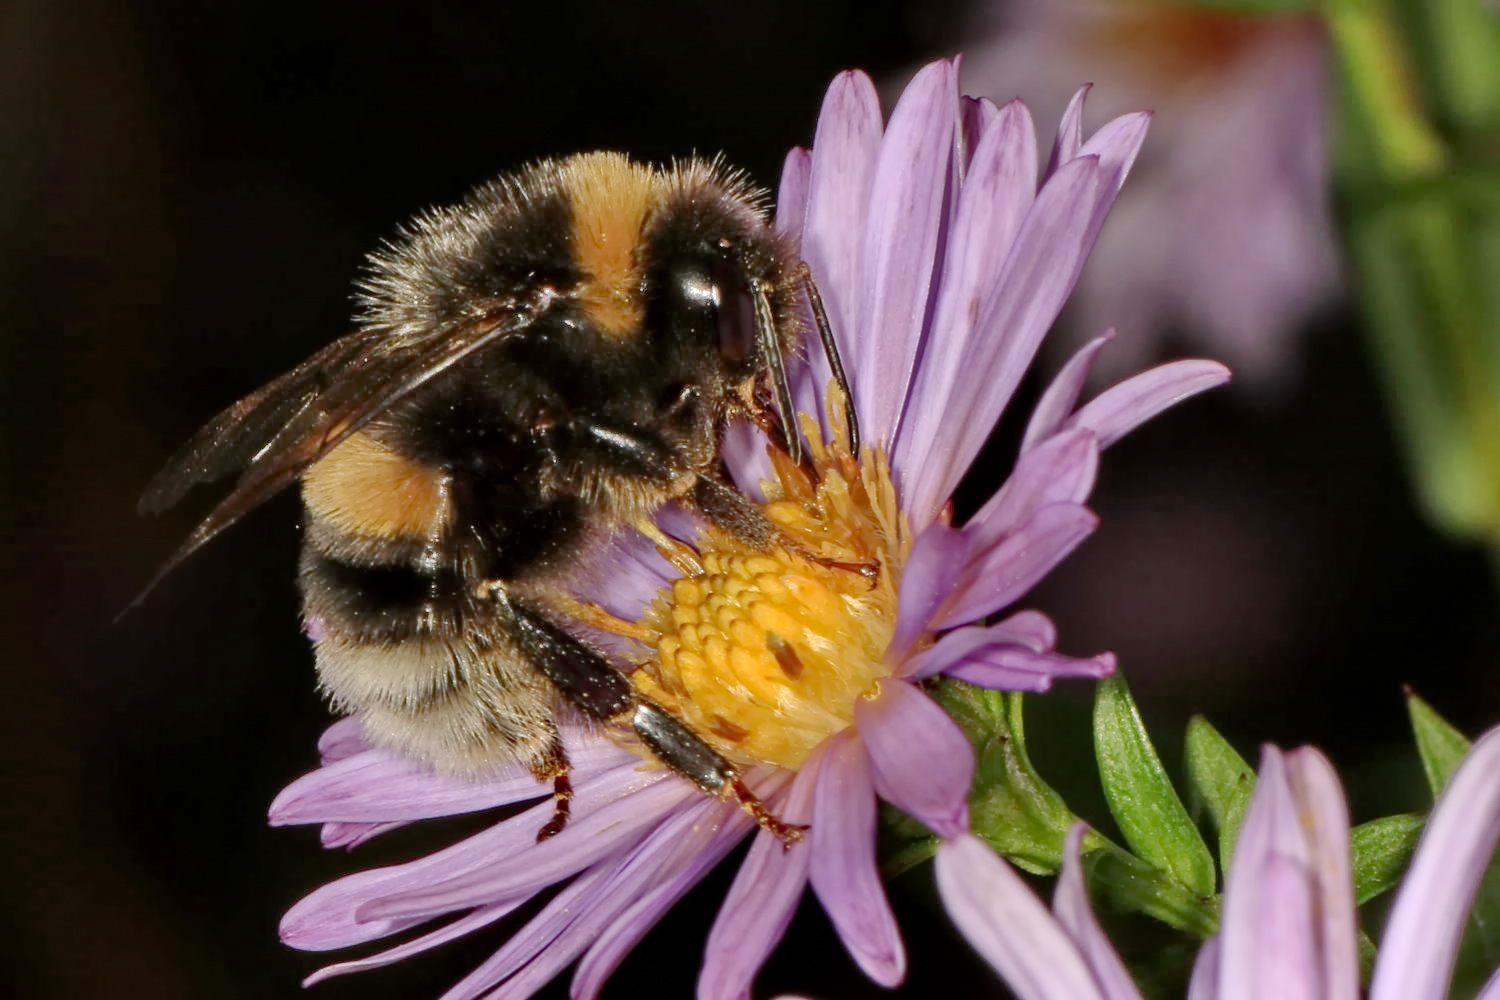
[141,152,857,840]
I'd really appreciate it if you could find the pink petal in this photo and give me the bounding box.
[1285,749,1359,1000]
[1066,360,1232,449]
[856,680,972,838]
[938,832,1104,999]
[360,772,693,923]
[1189,938,1222,1000]
[1371,726,1500,1000]
[302,903,518,987]
[947,647,1116,692]
[965,428,1099,550]
[698,752,820,1000]
[574,782,772,999]
[318,716,370,763]
[1020,332,1115,453]
[893,97,1040,521]
[1053,825,1143,1000]
[809,731,905,986]
[935,502,1098,630]
[852,58,956,445]
[888,522,970,664]
[901,609,1061,680]
[775,147,811,237]
[934,155,1103,475]
[1048,86,1090,174]
[801,69,882,374]
[280,764,678,950]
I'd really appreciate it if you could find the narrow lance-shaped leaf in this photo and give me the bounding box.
[1407,691,1472,796]
[1350,813,1424,905]
[1184,716,1255,871]
[1094,675,1216,897]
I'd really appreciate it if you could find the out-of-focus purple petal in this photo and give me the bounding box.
[938,832,1103,1000]
[1371,726,1500,1000]
[1255,855,1320,1000]
[1053,825,1142,1000]
[888,523,970,664]
[1189,938,1221,1000]
[775,147,811,236]
[935,155,1102,472]
[1021,332,1115,453]
[1047,85,1091,175]
[965,429,1099,550]
[948,648,1115,692]
[802,70,882,372]
[893,98,1039,520]
[856,680,971,838]
[1066,360,1232,449]
[852,58,955,445]
[1217,746,1282,997]
[303,903,520,987]
[1285,749,1358,1000]
[318,716,370,764]
[935,502,1098,630]
[698,755,819,1000]
[1216,746,1356,1000]
[1479,966,1500,1000]
[809,731,905,986]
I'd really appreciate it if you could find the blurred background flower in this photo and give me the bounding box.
[938,0,1341,390]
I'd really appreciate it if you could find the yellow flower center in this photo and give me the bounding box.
[630,406,908,770]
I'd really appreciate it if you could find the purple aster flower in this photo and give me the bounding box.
[270,58,1228,999]
[940,729,1500,1000]
[946,0,1340,389]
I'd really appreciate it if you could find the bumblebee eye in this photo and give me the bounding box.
[673,263,720,314]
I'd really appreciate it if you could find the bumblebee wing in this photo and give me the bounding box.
[139,326,390,515]
[138,292,560,596]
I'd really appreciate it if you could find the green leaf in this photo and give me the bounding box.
[1094,675,1217,897]
[1081,839,1220,940]
[1407,693,1472,796]
[1184,717,1256,870]
[1350,813,1424,904]
[930,683,1077,875]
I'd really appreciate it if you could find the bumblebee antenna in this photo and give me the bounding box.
[748,278,803,467]
[797,263,859,455]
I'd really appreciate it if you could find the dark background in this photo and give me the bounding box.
[4,1,1495,997]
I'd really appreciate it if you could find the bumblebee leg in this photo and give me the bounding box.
[507,598,803,843]
[529,728,573,842]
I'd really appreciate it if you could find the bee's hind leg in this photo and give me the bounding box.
[507,597,804,845]
[529,726,573,842]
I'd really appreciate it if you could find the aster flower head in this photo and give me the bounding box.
[270,59,1228,999]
